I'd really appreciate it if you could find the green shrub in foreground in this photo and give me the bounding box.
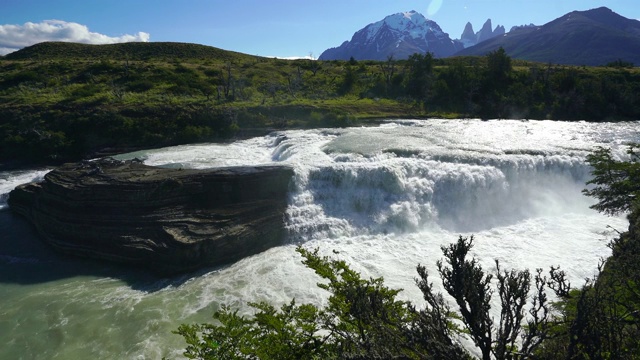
[175,237,558,360]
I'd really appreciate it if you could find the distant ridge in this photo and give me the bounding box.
[4,41,254,61]
[456,7,640,66]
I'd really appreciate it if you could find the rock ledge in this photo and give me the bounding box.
[9,158,293,275]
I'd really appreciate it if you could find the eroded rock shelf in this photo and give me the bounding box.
[8,158,294,275]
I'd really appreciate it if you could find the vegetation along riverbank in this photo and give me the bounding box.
[1,41,639,167]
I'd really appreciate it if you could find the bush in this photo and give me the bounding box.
[175,247,471,359]
[176,236,565,359]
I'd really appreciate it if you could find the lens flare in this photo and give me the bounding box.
[427,0,444,16]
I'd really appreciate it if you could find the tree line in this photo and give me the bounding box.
[352,48,640,121]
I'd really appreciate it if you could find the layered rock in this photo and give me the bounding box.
[8,158,294,275]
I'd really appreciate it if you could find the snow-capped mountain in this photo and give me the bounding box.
[458,19,505,48]
[319,10,463,60]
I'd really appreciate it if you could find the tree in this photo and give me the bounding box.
[378,55,397,95]
[479,47,513,118]
[405,53,434,100]
[417,236,551,360]
[529,144,640,359]
[557,143,640,359]
[486,47,512,83]
[337,64,356,95]
[583,144,640,215]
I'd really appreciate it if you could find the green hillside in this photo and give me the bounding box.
[3,41,252,62]
[1,41,639,167]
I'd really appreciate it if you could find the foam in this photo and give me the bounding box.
[2,119,639,358]
[0,169,50,210]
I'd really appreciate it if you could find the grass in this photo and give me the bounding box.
[1,41,639,165]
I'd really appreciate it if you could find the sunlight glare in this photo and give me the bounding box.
[427,0,444,17]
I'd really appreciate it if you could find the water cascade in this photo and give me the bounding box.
[0,119,638,358]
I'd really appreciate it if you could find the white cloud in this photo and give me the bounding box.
[0,20,150,55]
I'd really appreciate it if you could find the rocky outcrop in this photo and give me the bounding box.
[459,19,506,48]
[460,22,476,48]
[8,158,294,275]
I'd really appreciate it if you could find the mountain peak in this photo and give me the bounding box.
[461,22,475,37]
[477,19,496,43]
[457,18,504,48]
[577,6,639,29]
[582,6,614,15]
[319,10,462,60]
[374,10,443,36]
[460,22,476,47]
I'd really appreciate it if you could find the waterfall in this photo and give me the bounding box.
[1,119,638,359]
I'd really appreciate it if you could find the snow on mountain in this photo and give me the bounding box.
[319,10,462,60]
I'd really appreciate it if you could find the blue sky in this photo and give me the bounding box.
[2,0,638,57]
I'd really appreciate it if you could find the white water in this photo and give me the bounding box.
[1,119,638,358]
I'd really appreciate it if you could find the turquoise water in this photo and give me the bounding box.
[1,120,638,358]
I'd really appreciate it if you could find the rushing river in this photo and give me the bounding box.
[1,119,638,359]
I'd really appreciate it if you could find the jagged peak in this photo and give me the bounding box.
[462,22,475,35]
[460,22,476,45]
[481,18,493,28]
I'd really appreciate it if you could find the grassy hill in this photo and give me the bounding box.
[3,41,253,62]
[0,42,420,166]
[1,41,639,167]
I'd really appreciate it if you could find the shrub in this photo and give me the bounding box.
[583,144,640,215]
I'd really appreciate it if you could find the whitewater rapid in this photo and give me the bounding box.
[0,119,638,358]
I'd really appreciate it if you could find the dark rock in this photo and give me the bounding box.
[8,158,294,275]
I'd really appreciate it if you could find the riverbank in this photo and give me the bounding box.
[2,42,639,167]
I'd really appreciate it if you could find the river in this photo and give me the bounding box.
[0,119,638,358]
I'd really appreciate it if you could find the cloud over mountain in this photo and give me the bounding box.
[0,20,150,55]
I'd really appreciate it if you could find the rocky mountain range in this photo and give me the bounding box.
[318,10,463,60]
[320,7,639,66]
[456,7,640,66]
